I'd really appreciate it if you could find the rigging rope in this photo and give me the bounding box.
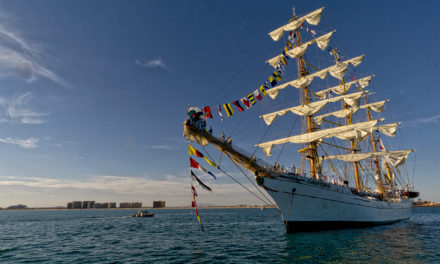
[283,188,295,232]
[216,166,274,208]
[275,114,299,162]
[228,106,251,138]
[224,152,278,209]
[207,42,272,106]
[251,80,299,158]
[200,145,276,209]
[319,144,342,181]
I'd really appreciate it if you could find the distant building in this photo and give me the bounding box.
[131,202,142,208]
[153,201,165,208]
[72,201,82,209]
[119,202,130,208]
[67,201,140,209]
[95,203,105,209]
[119,202,142,208]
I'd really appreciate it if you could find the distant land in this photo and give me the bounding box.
[1,202,440,210]
[2,202,440,210]
[0,204,277,210]
[413,201,440,207]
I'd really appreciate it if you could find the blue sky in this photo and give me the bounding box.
[0,0,438,207]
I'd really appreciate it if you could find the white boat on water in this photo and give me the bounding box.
[184,6,418,232]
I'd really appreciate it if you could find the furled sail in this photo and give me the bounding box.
[260,91,366,126]
[337,122,399,141]
[386,149,414,167]
[313,100,389,125]
[315,75,375,99]
[256,119,380,156]
[266,55,285,69]
[313,108,356,125]
[267,31,336,68]
[328,56,365,79]
[375,122,399,137]
[322,150,414,167]
[361,100,388,113]
[269,7,325,41]
[267,55,365,99]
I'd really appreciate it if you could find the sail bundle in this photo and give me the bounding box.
[313,100,389,125]
[257,119,380,156]
[266,55,365,99]
[322,150,414,167]
[374,122,399,137]
[360,100,388,112]
[267,31,336,68]
[257,118,400,157]
[269,7,325,41]
[260,91,366,126]
[315,75,375,99]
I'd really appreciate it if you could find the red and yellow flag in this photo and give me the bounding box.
[189,157,216,179]
[188,144,217,168]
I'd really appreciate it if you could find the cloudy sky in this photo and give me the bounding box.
[0,0,438,208]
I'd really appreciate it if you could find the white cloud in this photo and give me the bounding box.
[0,92,47,124]
[0,174,266,207]
[416,114,440,124]
[136,58,173,72]
[0,175,185,194]
[0,137,38,148]
[405,113,440,126]
[0,12,69,86]
[150,144,173,150]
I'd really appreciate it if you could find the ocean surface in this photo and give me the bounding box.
[0,207,438,263]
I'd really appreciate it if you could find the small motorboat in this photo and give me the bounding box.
[131,210,155,217]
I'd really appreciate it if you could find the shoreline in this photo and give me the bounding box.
[0,205,277,211]
[2,204,439,211]
[413,201,440,207]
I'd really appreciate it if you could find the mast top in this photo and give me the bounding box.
[269,7,325,41]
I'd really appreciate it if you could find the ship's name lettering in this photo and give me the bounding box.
[306,179,330,188]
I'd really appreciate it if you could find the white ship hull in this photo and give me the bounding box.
[259,173,413,232]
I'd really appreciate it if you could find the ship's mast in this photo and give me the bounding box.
[332,50,361,190]
[294,14,318,180]
[363,95,384,194]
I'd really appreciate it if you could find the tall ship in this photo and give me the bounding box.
[184,6,418,232]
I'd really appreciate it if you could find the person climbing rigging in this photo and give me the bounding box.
[220,132,225,141]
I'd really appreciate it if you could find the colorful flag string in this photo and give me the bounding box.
[196,29,304,121]
[190,157,216,179]
[191,184,204,231]
[191,170,212,192]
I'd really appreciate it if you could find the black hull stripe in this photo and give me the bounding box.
[285,219,408,233]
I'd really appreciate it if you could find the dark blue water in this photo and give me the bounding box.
[0,207,438,263]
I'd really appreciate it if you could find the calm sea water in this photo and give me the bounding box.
[0,207,438,263]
